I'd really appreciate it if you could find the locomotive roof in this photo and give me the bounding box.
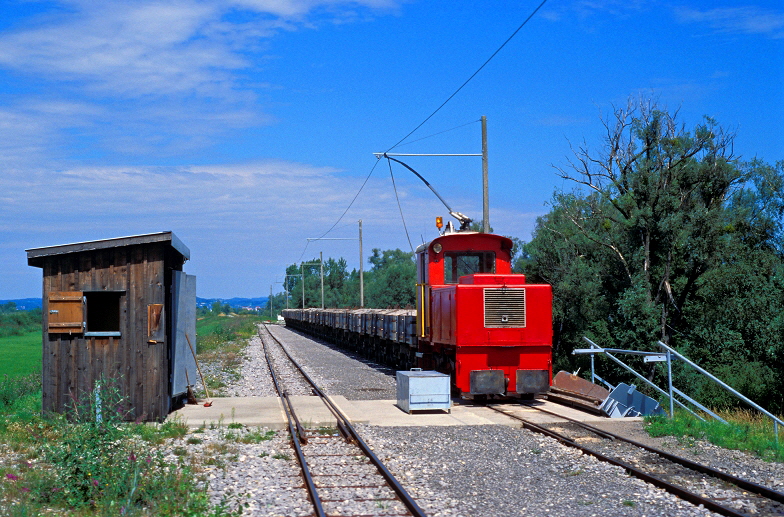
[415,232,513,254]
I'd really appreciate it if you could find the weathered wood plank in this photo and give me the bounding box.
[35,237,185,421]
[145,244,166,420]
[126,246,146,418]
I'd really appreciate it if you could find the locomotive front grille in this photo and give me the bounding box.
[484,288,526,328]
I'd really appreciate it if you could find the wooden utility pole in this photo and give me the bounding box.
[373,115,490,233]
[320,251,324,309]
[481,115,489,233]
[359,219,364,307]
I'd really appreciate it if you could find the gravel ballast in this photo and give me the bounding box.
[171,324,783,517]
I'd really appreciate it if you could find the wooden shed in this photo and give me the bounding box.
[26,232,197,422]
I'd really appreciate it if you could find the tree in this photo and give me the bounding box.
[364,248,416,308]
[526,97,784,410]
[283,257,357,308]
[263,292,288,320]
[554,98,743,345]
[283,248,416,309]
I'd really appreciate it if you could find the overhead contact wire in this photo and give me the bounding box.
[394,118,481,148]
[297,0,548,266]
[387,158,414,252]
[386,0,549,151]
[296,158,382,264]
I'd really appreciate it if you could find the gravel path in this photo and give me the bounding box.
[227,333,278,397]
[359,425,717,517]
[167,324,783,517]
[268,325,398,400]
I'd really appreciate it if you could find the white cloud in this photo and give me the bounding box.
[1,155,542,297]
[229,0,399,18]
[675,6,784,39]
[0,1,396,96]
[0,101,100,166]
[0,0,398,159]
[0,160,406,243]
[0,3,235,96]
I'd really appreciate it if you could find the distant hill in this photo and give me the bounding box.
[1,297,268,311]
[0,298,42,310]
[197,297,269,309]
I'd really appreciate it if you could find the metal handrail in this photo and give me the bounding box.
[577,337,782,442]
[579,338,704,421]
[657,341,783,441]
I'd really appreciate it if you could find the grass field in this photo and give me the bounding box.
[0,312,257,380]
[0,330,41,377]
[646,409,784,462]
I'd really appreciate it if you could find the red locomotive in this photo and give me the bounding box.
[283,220,553,399]
[414,224,552,398]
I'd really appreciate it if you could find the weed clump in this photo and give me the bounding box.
[0,376,240,516]
[646,409,784,462]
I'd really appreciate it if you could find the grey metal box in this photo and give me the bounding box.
[396,370,451,414]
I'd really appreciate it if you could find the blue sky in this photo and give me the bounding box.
[1,0,782,299]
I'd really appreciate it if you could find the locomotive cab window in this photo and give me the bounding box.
[84,291,123,337]
[444,252,495,283]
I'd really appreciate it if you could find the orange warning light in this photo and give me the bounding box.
[435,216,443,229]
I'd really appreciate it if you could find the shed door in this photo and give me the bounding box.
[171,272,197,396]
[48,291,84,333]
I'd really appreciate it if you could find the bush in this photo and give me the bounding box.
[0,378,240,515]
[0,309,42,338]
[0,372,41,411]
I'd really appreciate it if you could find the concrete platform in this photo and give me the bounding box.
[168,396,640,429]
[170,395,361,430]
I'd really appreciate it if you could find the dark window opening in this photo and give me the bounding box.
[443,252,496,283]
[85,292,122,334]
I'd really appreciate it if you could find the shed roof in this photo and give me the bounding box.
[26,231,190,268]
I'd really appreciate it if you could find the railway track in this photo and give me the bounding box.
[488,403,784,517]
[258,324,427,517]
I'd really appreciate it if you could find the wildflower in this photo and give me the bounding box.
[6,473,18,481]
[93,479,99,487]
[129,452,136,462]
[20,487,30,492]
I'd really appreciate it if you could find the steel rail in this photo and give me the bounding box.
[525,403,784,504]
[258,325,326,517]
[487,405,753,517]
[262,324,428,517]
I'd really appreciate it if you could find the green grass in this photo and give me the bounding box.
[195,312,262,354]
[645,410,784,462]
[0,376,242,516]
[193,312,263,396]
[0,330,41,378]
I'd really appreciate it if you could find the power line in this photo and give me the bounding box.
[394,119,481,148]
[386,0,549,152]
[293,1,548,267]
[296,158,382,264]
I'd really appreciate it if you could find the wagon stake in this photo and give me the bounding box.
[185,333,213,407]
